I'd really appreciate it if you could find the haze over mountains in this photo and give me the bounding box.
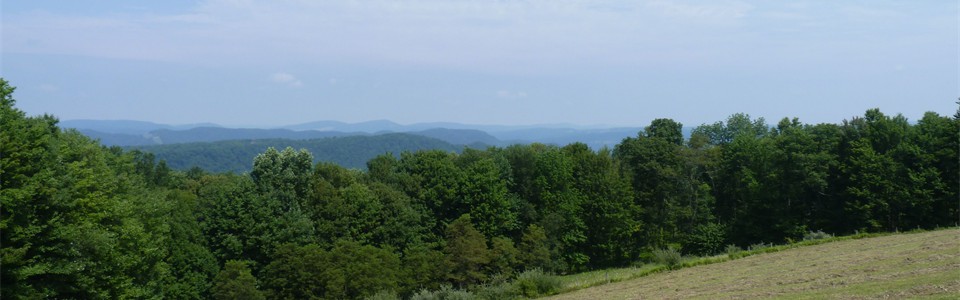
[61,119,667,150]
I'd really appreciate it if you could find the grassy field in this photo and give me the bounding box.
[545,228,960,299]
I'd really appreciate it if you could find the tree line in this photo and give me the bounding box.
[2,78,957,299]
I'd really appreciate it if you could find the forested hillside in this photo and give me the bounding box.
[65,119,644,149]
[71,125,488,147]
[131,134,463,172]
[3,78,957,299]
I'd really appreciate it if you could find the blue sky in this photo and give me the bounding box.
[3,0,957,127]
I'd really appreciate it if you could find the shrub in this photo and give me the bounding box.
[514,268,562,298]
[365,291,400,300]
[637,250,656,264]
[684,223,727,255]
[411,285,477,300]
[442,289,478,300]
[483,272,512,286]
[803,230,833,241]
[725,244,742,258]
[410,289,439,300]
[748,242,773,251]
[725,244,741,254]
[474,283,520,300]
[652,247,683,269]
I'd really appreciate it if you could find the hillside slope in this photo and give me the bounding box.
[132,133,463,172]
[547,229,960,299]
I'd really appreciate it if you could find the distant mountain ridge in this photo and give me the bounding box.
[63,119,689,149]
[148,127,359,144]
[61,119,221,135]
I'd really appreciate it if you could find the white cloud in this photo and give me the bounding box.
[2,1,953,74]
[270,72,302,87]
[1,0,743,71]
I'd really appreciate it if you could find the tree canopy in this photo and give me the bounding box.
[2,77,957,299]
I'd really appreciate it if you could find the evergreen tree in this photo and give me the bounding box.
[212,260,266,300]
[518,224,552,271]
[443,214,490,287]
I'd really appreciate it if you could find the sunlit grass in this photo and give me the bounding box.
[546,228,959,299]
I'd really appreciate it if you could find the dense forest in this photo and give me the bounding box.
[2,77,958,299]
[130,134,463,172]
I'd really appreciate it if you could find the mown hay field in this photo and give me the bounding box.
[546,229,960,299]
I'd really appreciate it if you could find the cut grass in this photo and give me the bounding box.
[545,228,960,299]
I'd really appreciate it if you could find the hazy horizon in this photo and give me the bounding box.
[3,1,957,128]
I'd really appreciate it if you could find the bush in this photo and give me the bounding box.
[652,247,683,269]
[410,285,476,300]
[474,283,520,300]
[514,268,562,298]
[803,230,833,241]
[365,291,400,300]
[748,242,773,251]
[684,223,726,255]
[483,272,512,286]
[725,244,742,258]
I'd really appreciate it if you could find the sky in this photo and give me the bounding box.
[2,0,957,127]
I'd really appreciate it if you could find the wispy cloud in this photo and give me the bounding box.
[0,0,758,71]
[270,72,302,87]
[2,0,954,74]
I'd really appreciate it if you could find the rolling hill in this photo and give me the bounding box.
[62,119,672,149]
[131,133,464,173]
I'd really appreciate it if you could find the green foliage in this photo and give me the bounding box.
[456,151,519,237]
[725,244,743,258]
[251,146,313,201]
[748,242,773,251]
[487,236,521,276]
[645,118,684,145]
[563,143,638,268]
[514,268,563,298]
[616,118,715,251]
[474,282,520,300]
[401,244,448,294]
[212,260,265,300]
[262,241,402,299]
[518,224,552,271]
[803,230,834,241]
[684,223,727,255]
[261,243,327,299]
[692,113,769,146]
[365,290,401,300]
[530,146,589,271]
[410,285,477,300]
[444,214,491,287]
[132,133,463,172]
[1,80,170,298]
[2,77,957,298]
[322,240,403,299]
[652,247,683,269]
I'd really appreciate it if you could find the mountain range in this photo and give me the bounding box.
[60,119,663,149]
